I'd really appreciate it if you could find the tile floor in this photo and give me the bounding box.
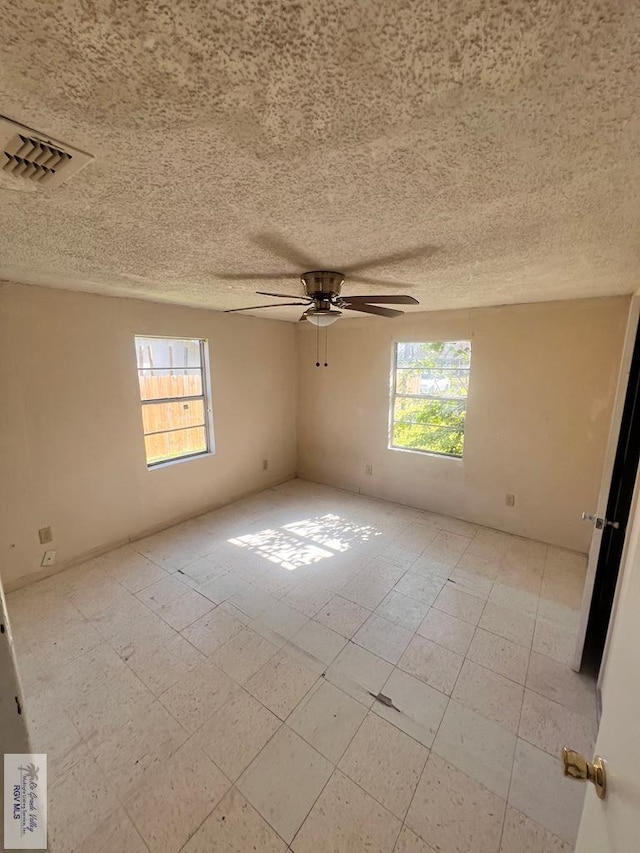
[6,479,596,853]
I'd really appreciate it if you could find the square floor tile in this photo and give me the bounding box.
[125,633,204,695]
[422,530,472,565]
[292,769,401,853]
[314,595,371,638]
[375,590,430,631]
[500,805,573,852]
[393,572,445,606]
[394,825,437,852]
[227,586,276,619]
[288,680,368,762]
[91,700,188,796]
[136,575,189,609]
[127,737,231,853]
[253,600,309,642]
[326,642,394,707]
[452,659,524,733]
[102,547,169,592]
[25,701,85,783]
[532,617,576,665]
[211,627,279,684]
[489,583,538,618]
[353,613,413,664]
[44,642,130,710]
[181,787,287,853]
[433,584,486,625]
[245,648,319,719]
[406,754,505,853]
[339,712,428,818]
[399,635,463,695]
[518,689,597,758]
[467,628,530,684]
[374,668,448,748]
[199,573,251,605]
[237,725,333,843]
[81,808,148,853]
[283,581,335,617]
[525,652,597,716]
[48,755,119,853]
[180,606,245,656]
[432,699,516,798]
[68,666,155,749]
[479,601,535,647]
[448,568,493,599]
[195,688,281,780]
[509,738,585,844]
[179,554,227,586]
[159,659,238,732]
[417,608,475,655]
[410,556,453,579]
[341,572,394,610]
[154,588,216,631]
[292,619,347,666]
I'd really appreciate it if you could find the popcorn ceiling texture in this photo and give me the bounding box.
[0,0,639,319]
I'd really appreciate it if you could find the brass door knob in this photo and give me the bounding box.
[562,747,607,800]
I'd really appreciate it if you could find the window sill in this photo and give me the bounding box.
[147,449,215,471]
[388,444,463,461]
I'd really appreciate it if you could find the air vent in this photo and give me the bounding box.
[0,116,94,190]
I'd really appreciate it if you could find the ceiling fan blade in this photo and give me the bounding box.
[342,295,419,305]
[344,244,439,274]
[224,302,310,313]
[256,290,308,300]
[341,303,404,318]
[252,232,320,269]
[213,272,297,281]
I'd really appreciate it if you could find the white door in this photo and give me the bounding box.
[573,464,640,851]
[573,297,640,670]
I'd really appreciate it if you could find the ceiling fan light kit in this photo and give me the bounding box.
[304,308,342,327]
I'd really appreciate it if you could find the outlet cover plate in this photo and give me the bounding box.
[41,550,56,567]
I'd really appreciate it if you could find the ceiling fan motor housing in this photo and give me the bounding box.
[301,271,345,301]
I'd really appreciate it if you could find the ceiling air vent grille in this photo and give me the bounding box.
[0,116,94,190]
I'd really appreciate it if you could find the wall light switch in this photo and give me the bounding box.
[505,493,516,507]
[41,550,56,567]
[365,465,373,476]
[262,459,269,471]
[38,526,53,544]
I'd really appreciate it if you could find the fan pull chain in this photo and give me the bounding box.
[315,321,320,367]
[324,327,328,367]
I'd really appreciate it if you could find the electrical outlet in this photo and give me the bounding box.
[505,493,515,507]
[262,459,269,471]
[41,550,56,567]
[365,464,373,476]
[38,526,53,544]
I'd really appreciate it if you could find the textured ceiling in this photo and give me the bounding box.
[1,0,640,320]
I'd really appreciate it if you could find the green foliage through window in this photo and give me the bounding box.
[391,340,471,457]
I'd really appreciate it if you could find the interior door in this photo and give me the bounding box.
[573,463,640,851]
[572,297,640,671]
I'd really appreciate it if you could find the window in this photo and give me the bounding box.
[135,336,213,467]
[391,340,472,458]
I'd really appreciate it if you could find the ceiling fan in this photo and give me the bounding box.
[220,233,434,325]
[225,270,419,325]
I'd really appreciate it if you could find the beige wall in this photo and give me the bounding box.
[0,283,297,588]
[297,297,629,552]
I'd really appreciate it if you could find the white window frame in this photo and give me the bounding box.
[135,335,215,469]
[390,340,471,459]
